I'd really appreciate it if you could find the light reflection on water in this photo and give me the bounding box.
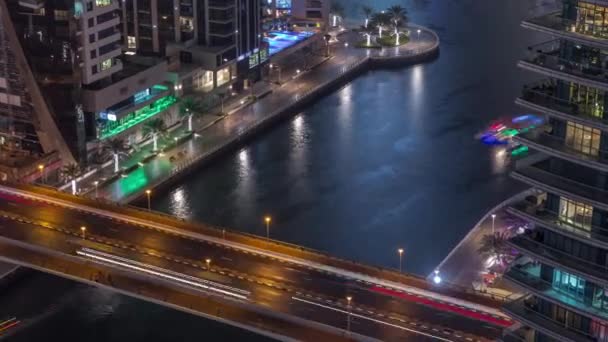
[7,1,560,342]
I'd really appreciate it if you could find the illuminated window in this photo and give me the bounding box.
[194,70,214,92]
[249,53,259,68]
[127,36,136,49]
[559,197,593,231]
[100,58,113,71]
[569,83,604,118]
[216,67,230,87]
[593,286,608,312]
[565,121,601,156]
[96,0,112,7]
[552,269,586,300]
[576,2,608,38]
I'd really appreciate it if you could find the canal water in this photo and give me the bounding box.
[2,0,556,341]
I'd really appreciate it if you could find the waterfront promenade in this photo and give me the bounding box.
[431,191,533,300]
[92,25,439,203]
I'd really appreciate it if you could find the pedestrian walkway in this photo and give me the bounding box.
[73,82,273,195]
[432,190,535,300]
[87,25,438,202]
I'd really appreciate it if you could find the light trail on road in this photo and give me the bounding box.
[77,248,250,300]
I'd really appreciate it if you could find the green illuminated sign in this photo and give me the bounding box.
[99,95,177,140]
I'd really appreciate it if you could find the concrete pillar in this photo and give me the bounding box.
[151,0,159,53]
[173,0,181,43]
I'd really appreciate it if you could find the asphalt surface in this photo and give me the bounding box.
[0,189,503,341]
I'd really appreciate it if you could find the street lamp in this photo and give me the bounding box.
[205,258,211,270]
[93,180,99,198]
[398,248,404,273]
[346,296,352,334]
[264,216,271,239]
[491,213,496,235]
[433,270,442,284]
[145,189,152,211]
[80,226,86,239]
[417,29,421,41]
[37,164,45,184]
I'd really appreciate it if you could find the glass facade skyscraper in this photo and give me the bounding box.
[503,1,608,341]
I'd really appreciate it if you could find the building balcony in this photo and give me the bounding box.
[518,41,608,91]
[512,163,608,212]
[505,261,608,321]
[208,1,235,10]
[507,201,608,249]
[517,83,608,132]
[503,297,597,342]
[209,27,236,38]
[513,131,608,172]
[507,234,608,286]
[522,12,608,50]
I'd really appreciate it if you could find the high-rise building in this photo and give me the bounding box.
[503,1,608,341]
[0,0,263,182]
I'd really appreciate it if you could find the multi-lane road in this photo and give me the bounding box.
[0,186,509,341]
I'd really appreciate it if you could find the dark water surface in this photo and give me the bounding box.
[3,1,555,341]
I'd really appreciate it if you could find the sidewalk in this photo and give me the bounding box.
[90,26,438,202]
[432,190,534,300]
[74,82,274,195]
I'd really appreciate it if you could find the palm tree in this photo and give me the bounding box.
[61,163,81,195]
[179,97,203,132]
[362,6,374,28]
[477,231,514,273]
[370,12,391,38]
[330,1,345,26]
[143,118,167,152]
[387,5,408,34]
[102,138,129,173]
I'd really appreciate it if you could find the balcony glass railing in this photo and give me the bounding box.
[506,296,603,342]
[517,130,608,165]
[507,263,608,320]
[515,164,608,207]
[520,83,607,125]
[526,12,608,42]
[510,233,608,283]
[511,201,608,244]
[523,41,608,84]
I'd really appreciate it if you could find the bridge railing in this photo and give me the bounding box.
[7,178,510,308]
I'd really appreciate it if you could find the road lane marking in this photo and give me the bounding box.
[291,297,454,342]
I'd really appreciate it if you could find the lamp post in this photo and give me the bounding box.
[398,248,404,273]
[324,34,331,57]
[433,270,442,284]
[491,214,496,235]
[417,29,421,41]
[346,296,352,334]
[80,226,86,239]
[205,258,211,270]
[146,189,152,211]
[93,180,99,198]
[37,164,45,184]
[264,216,271,239]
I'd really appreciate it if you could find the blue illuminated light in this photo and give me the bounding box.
[264,31,314,56]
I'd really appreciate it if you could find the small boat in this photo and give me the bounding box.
[477,114,544,155]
